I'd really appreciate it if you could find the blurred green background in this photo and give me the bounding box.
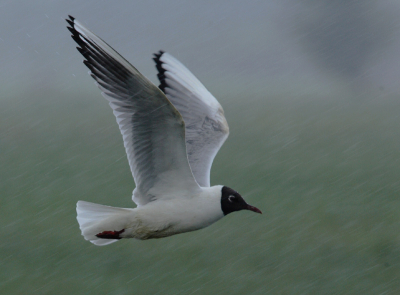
[2,1,400,294]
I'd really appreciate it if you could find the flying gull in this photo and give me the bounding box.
[66,16,261,246]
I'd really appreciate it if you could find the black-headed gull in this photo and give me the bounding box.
[66,16,261,246]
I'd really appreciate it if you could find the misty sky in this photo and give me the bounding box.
[1,0,400,97]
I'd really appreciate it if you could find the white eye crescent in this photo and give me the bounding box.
[228,195,235,202]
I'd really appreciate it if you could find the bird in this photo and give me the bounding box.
[66,15,261,246]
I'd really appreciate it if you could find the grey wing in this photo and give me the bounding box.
[153,51,229,187]
[67,17,200,206]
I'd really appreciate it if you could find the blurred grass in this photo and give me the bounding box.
[1,86,400,294]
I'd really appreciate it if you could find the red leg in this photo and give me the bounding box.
[96,229,125,239]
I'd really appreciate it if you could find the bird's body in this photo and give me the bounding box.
[78,186,224,243]
[67,16,261,246]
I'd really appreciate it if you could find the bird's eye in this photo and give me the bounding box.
[228,195,235,202]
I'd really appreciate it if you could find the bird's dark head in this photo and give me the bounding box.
[220,186,262,216]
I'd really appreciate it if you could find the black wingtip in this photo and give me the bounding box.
[66,18,87,58]
[153,50,168,93]
[67,26,75,35]
[152,50,164,63]
[66,16,76,31]
[153,50,164,58]
[66,19,74,28]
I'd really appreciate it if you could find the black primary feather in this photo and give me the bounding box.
[153,50,168,93]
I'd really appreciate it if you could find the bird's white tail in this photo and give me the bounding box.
[76,201,133,246]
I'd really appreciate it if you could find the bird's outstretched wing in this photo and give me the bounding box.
[153,51,229,187]
[67,16,200,206]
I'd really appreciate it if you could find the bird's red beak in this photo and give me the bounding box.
[246,204,262,214]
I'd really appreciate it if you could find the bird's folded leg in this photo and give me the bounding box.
[96,229,125,239]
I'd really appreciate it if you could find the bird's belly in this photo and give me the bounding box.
[123,220,193,240]
[123,202,223,240]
